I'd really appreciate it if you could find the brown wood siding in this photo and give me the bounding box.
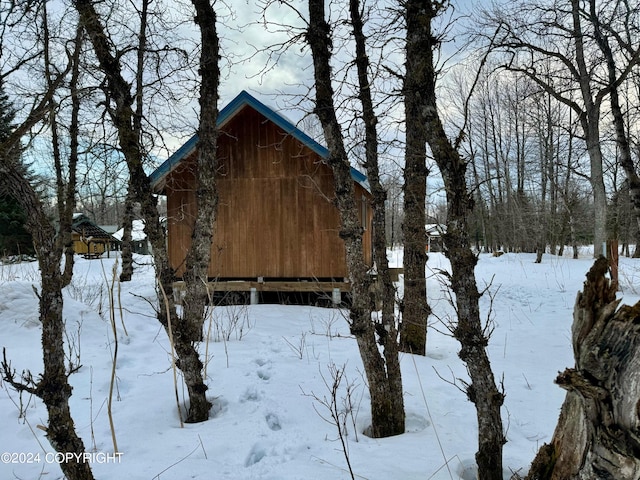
[72,237,107,254]
[165,105,373,279]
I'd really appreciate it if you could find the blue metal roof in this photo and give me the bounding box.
[149,90,369,191]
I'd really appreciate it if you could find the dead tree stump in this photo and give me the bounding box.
[527,256,640,479]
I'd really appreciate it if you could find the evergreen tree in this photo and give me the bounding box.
[0,79,33,256]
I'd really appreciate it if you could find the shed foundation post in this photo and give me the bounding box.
[332,288,341,306]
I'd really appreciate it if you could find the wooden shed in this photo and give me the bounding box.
[150,91,372,293]
[426,223,446,252]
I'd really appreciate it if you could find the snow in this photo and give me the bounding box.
[112,220,147,242]
[1,249,639,480]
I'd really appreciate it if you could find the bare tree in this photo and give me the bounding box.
[484,0,640,257]
[400,0,431,355]
[409,1,506,477]
[177,0,220,418]
[73,0,213,423]
[349,0,399,359]
[305,0,405,438]
[0,4,94,478]
[120,0,152,281]
[588,0,640,256]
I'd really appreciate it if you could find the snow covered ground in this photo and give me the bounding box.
[1,249,638,480]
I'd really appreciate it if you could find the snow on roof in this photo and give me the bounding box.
[425,223,446,236]
[113,220,147,242]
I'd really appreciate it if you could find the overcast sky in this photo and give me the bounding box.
[211,0,480,125]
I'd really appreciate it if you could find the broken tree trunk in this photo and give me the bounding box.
[526,256,640,480]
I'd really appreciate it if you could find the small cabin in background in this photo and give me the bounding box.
[113,220,152,255]
[150,91,373,301]
[72,213,116,258]
[426,223,446,252]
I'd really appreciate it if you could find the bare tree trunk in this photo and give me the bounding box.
[569,0,608,256]
[349,0,398,347]
[119,0,150,284]
[399,0,431,355]
[535,97,550,264]
[119,185,134,282]
[75,0,211,423]
[348,0,405,436]
[526,257,640,479]
[176,0,220,422]
[589,0,640,258]
[306,0,405,438]
[0,18,94,479]
[412,1,505,477]
[38,261,95,480]
[55,26,81,287]
[1,167,95,480]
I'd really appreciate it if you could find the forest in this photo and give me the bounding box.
[1,0,640,479]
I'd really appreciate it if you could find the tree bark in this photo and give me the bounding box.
[55,24,81,288]
[349,0,394,321]
[349,0,405,436]
[0,164,95,480]
[177,0,220,422]
[400,0,431,355]
[589,0,640,258]
[38,260,95,480]
[412,2,506,477]
[526,256,640,479]
[570,0,607,256]
[0,13,94,480]
[119,186,134,282]
[306,0,405,438]
[74,0,211,423]
[119,0,150,284]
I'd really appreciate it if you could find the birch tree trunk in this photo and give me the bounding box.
[526,256,640,479]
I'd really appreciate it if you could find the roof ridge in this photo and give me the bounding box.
[149,91,369,192]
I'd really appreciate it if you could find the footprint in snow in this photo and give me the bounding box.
[265,412,281,431]
[240,385,261,402]
[245,443,267,467]
[257,369,271,381]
